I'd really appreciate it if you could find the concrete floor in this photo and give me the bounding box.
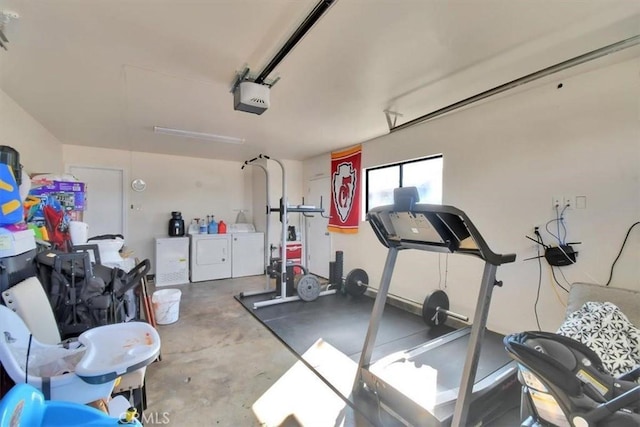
[144,275,301,426]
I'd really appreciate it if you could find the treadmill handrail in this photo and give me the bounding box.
[367,203,516,266]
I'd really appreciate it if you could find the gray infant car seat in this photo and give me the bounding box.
[504,331,639,427]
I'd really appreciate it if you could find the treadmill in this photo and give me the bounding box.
[352,187,518,427]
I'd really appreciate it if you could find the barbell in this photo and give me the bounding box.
[344,268,369,296]
[296,274,321,301]
[422,289,469,327]
[295,268,369,302]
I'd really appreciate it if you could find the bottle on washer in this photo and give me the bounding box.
[208,215,218,234]
[188,219,199,235]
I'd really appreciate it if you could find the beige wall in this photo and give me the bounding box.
[0,89,63,174]
[304,56,640,334]
[62,145,255,272]
[63,145,305,274]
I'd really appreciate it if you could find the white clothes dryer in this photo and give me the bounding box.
[189,234,231,282]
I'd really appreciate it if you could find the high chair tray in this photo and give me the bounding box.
[75,322,160,384]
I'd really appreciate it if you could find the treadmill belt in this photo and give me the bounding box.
[404,329,510,391]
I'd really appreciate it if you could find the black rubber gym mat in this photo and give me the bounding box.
[235,292,453,361]
[235,291,520,427]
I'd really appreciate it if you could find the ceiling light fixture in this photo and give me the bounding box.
[153,126,245,144]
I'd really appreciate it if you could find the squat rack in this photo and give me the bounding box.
[240,154,335,309]
[240,157,271,294]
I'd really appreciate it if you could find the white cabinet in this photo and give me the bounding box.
[155,237,190,287]
[190,234,231,282]
[231,232,264,278]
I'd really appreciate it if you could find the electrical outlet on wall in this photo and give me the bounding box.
[563,196,573,209]
[532,225,542,242]
[552,196,562,209]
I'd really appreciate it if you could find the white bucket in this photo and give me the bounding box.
[68,221,89,246]
[152,289,182,325]
[93,238,124,264]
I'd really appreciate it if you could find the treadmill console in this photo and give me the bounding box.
[367,187,513,265]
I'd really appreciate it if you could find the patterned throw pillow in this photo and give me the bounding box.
[557,301,640,377]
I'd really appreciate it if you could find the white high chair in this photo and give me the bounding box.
[1,276,150,400]
[0,303,160,406]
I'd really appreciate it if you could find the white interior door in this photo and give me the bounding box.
[68,166,125,238]
[306,177,331,278]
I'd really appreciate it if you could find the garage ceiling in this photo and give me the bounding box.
[1,0,638,162]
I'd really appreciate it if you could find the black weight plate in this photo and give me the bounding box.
[296,274,321,302]
[345,268,368,296]
[422,289,449,326]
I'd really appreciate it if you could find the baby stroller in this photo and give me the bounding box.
[35,249,150,339]
[504,331,640,427]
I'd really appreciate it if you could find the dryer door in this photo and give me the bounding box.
[196,238,227,265]
[191,236,231,282]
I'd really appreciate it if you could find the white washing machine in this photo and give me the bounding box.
[231,232,264,278]
[190,234,231,282]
